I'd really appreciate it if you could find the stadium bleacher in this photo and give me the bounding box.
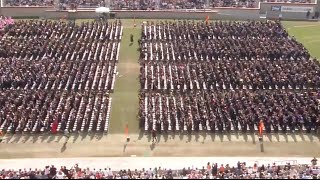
[4,0,317,8]
[0,159,319,179]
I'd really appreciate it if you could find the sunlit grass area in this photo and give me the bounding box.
[282,21,320,59]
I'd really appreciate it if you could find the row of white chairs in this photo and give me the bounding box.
[1,21,122,60]
[141,21,289,42]
[141,91,317,132]
[140,63,315,91]
[140,40,311,63]
[0,91,112,134]
[12,61,118,91]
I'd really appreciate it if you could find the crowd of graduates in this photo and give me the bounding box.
[138,20,320,134]
[0,19,122,134]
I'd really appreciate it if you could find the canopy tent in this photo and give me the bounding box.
[95,7,110,13]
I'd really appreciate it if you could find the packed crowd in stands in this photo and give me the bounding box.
[0,159,320,179]
[5,0,54,6]
[110,0,258,10]
[58,0,106,10]
[0,19,122,134]
[261,0,312,3]
[4,0,316,8]
[138,20,320,134]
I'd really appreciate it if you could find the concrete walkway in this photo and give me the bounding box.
[0,133,320,159]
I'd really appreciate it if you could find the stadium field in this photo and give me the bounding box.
[0,19,320,159]
[282,21,320,59]
[98,19,320,134]
[13,19,319,134]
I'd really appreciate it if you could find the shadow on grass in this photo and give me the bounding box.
[291,133,297,142]
[210,133,216,142]
[96,133,103,141]
[163,132,169,142]
[157,134,161,143]
[32,135,39,143]
[298,132,306,141]
[147,133,151,142]
[61,142,67,153]
[195,132,200,142]
[81,132,87,141]
[150,143,156,151]
[56,135,64,143]
[234,131,239,140]
[41,134,50,143]
[138,130,144,140]
[179,131,184,141]
[227,133,231,141]
[89,133,95,141]
[47,135,55,143]
[123,143,127,152]
[12,134,23,143]
[243,133,248,142]
[171,131,176,140]
[187,133,192,142]
[275,133,280,142]
[201,131,207,144]
[307,134,314,142]
[284,134,288,143]
[267,134,272,142]
[218,133,224,142]
[260,142,264,153]
[250,133,256,144]
[73,133,80,143]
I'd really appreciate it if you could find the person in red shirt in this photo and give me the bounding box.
[96,172,101,179]
[259,120,264,137]
[219,164,225,174]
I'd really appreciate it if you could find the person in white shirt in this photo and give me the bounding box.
[107,168,113,177]
[44,166,50,176]
[148,168,153,176]
[102,168,108,177]
[55,171,66,179]
[89,174,95,179]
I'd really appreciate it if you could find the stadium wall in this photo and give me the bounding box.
[260,3,318,20]
[0,8,260,20]
[0,4,318,20]
[0,7,54,18]
[112,9,261,20]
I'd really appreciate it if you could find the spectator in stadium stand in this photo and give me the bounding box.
[312,157,318,166]
[6,0,54,6]
[313,11,320,19]
[307,10,311,19]
[1,160,320,179]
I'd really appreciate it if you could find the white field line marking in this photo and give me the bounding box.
[293,24,320,28]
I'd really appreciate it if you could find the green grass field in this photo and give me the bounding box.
[108,24,141,134]
[282,21,320,58]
